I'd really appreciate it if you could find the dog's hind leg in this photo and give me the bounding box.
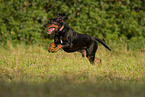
[86,41,99,64]
[87,55,95,64]
[79,50,86,57]
[86,49,96,64]
[95,57,101,65]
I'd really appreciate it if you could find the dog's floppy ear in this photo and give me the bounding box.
[58,13,66,19]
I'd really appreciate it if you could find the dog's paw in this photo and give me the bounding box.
[48,47,52,53]
[48,49,56,53]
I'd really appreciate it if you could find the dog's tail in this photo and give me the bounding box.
[95,38,111,51]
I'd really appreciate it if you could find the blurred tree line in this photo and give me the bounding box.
[0,0,145,44]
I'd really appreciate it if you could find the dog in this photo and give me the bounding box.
[45,13,111,64]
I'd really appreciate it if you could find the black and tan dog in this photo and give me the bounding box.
[45,13,111,64]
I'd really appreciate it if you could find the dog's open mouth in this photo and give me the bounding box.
[47,28,56,34]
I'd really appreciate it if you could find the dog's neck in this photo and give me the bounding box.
[56,23,77,37]
[56,23,66,35]
[59,24,64,31]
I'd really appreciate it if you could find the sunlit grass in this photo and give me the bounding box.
[0,42,145,97]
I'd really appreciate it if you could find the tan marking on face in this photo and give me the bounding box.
[47,24,59,30]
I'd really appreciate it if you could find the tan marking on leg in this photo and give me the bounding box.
[51,44,63,52]
[82,50,86,57]
[48,43,56,52]
[95,57,101,65]
[87,56,91,62]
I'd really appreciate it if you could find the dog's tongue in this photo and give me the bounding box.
[47,28,55,34]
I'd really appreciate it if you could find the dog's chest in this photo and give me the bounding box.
[60,36,66,44]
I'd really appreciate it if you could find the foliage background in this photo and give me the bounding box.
[0,1,145,96]
[0,0,145,47]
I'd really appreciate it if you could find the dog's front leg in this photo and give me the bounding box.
[48,43,62,53]
[51,43,70,53]
[51,44,63,52]
[48,43,56,52]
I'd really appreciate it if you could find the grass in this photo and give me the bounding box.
[0,41,145,97]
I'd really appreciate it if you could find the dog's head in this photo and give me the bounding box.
[45,13,66,34]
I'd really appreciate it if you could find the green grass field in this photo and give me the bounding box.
[0,42,145,97]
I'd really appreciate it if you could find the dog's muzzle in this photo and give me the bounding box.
[47,28,56,34]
